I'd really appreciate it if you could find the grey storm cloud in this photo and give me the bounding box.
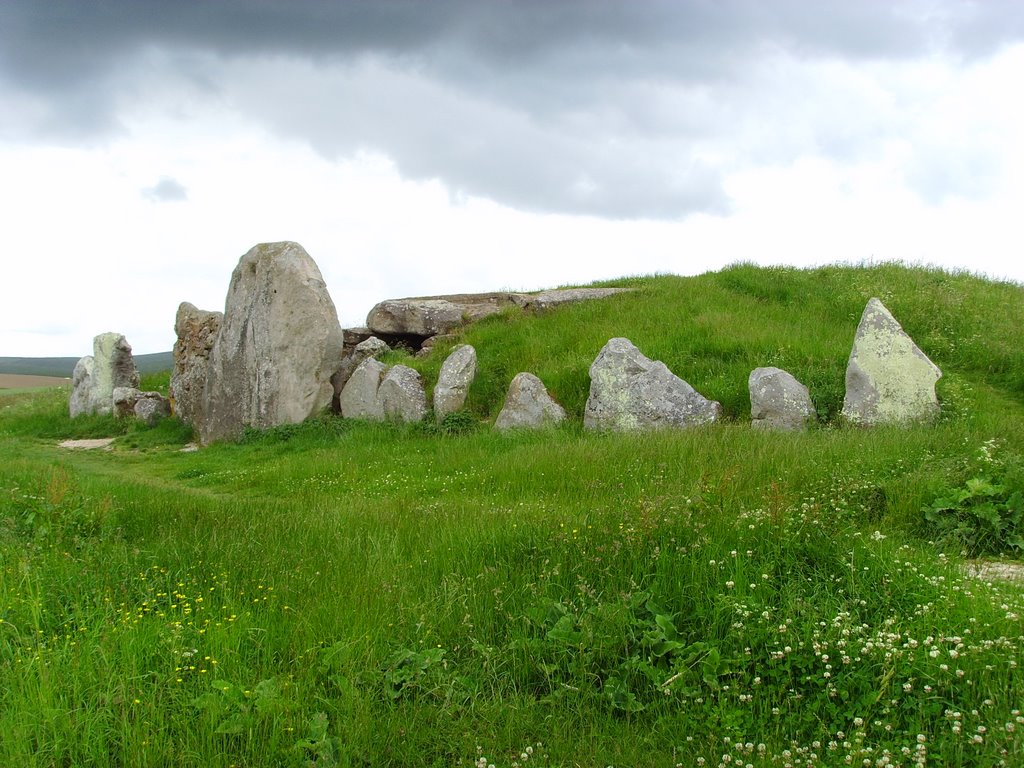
[2,0,1023,219]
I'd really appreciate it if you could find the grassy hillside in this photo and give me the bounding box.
[0,351,174,377]
[1,263,1023,768]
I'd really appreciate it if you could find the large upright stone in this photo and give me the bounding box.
[170,302,223,427]
[583,337,721,431]
[339,358,386,420]
[433,344,477,421]
[378,365,428,423]
[92,333,140,415]
[749,367,816,431]
[69,356,95,417]
[69,333,139,417]
[199,242,345,443]
[495,372,566,430]
[842,298,942,425]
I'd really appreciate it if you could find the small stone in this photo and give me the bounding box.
[749,367,816,431]
[495,372,566,430]
[378,365,428,423]
[434,344,477,421]
[339,358,386,420]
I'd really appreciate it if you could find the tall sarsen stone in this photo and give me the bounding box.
[199,242,344,443]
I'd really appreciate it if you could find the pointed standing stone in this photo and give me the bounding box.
[495,372,566,430]
[841,298,942,425]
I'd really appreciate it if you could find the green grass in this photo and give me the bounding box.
[2,263,1023,767]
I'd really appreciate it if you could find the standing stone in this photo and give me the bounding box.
[170,302,223,427]
[339,358,386,420]
[583,337,721,431]
[91,332,140,415]
[331,336,390,412]
[434,344,477,421]
[69,333,139,417]
[69,356,95,417]
[378,365,428,423]
[199,241,345,444]
[842,298,942,425]
[749,367,816,431]
[495,372,567,430]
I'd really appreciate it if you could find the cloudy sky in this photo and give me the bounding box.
[2,1,1023,357]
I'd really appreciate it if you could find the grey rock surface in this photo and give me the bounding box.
[134,392,172,426]
[69,356,95,417]
[378,365,428,423]
[841,298,942,425]
[170,302,223,427]
[749,367,816,431]
[69,333,139,417]
[583,337,721,431]
[495,372,566,430]
[339,358,386,420]
[331,336,390,411]
[199,241,345,443]
[433,344,477,421]
[366,288,632,337]
[91,333,140,415]
[113,386,141,418]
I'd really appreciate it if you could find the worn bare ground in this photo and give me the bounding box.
[0,373,70,389]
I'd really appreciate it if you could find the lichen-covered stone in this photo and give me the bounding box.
[434,344,477,421]
[378,365,428,423]
[495,372,566,430]
[749,367,815,431]
[69,333,139,417]
[199,242,344,443]
[583,337,721,431]
[842,298,941,425]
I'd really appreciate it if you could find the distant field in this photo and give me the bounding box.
[0,351,173,377]
[0,373,70,390]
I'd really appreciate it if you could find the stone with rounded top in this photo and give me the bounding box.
[842,298,941,425]
[495,372,566,430]
[749,367,815,431]
[434,344,477,421]
[199,241,344,443]
[583,337,721,431]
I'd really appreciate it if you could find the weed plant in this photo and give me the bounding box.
[1,263,1023,767]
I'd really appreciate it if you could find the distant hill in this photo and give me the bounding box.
[0,352,173,377]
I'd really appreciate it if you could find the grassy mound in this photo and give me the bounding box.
[1,263,1022,767]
